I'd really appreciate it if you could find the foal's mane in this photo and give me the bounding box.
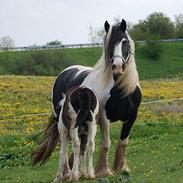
[94,25,139,97]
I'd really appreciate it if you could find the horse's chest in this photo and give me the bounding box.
[105,86,141,122]
[105,95,132,122]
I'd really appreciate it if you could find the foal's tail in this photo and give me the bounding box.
[74,88,92,128]
[31,114,59,166]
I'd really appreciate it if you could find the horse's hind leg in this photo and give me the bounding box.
[86,120,97,179]
[112,111,137,173]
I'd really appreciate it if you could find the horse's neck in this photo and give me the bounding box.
[82,60,114,104]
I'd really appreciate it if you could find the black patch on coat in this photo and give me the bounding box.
[105,86,141,122]
[52,68,91,119]
[70,87,97,128]
[70,88,97,113]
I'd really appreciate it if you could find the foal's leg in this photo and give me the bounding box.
[70,127,80,181]
[95,111,112,177]
[80,134,87,177]
[113,111,137,173]
[86,120,97,179]
[53,128,69,182]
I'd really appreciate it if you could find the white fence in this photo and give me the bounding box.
[0,38,183,52]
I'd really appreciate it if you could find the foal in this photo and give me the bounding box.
[53,86,99,182]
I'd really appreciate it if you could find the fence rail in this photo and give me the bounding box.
[0,43,102,52]
[0,38,183,52]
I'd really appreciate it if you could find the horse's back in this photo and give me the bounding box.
[52,66,92,119]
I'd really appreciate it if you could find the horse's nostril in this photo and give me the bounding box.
[122,64,126,70]
[112,64,116,70]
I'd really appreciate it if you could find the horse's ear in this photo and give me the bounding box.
[120,19,126,32]
[104,21,110,33]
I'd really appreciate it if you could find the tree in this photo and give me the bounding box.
[146,12,174,39]
[46,40,62,46]
[0,36,15,50]
[175,14,183,38]
[129,20,148,40]
[129,12,175,40]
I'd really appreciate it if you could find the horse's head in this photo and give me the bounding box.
[104,19,133,78]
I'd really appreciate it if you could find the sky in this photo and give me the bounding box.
[0,0,182,47]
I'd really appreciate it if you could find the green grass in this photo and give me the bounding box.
[0,120,183,183]
[0,41,183,79]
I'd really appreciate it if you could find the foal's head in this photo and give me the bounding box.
[104,19,134,78]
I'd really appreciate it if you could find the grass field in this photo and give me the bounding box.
[0,76,183,183]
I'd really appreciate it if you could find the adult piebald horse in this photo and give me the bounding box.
[32,19,141,177]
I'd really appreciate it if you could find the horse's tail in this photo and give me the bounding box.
[31,114,59,166]
[74,88,92,128]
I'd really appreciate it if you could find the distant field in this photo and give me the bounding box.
[0,76,183,183]
[0,41,183,79]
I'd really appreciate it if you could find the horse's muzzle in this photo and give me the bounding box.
[112,63,125,76]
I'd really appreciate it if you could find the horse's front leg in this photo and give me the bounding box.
[112,111,137,173]
[95,111,112,177]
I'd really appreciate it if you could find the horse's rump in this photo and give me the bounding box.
[52,67,92,120]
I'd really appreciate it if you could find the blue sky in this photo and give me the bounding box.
[0,0,182,46]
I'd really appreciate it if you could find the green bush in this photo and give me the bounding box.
[143,37,163,60]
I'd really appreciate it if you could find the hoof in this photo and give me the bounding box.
[95,167,113,177]
[64,171,72,180]
[113,165,131,174]
[122,165,131,174]
[53,171,72,183]
[70,172,80,181]
[87,172,95,179]
[80,169,87,177]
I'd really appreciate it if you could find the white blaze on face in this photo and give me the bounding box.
[112,40,123,75]
[113,41,122,64]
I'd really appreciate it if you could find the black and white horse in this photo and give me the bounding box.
[32,19,141,178]
[52,86,99,182]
